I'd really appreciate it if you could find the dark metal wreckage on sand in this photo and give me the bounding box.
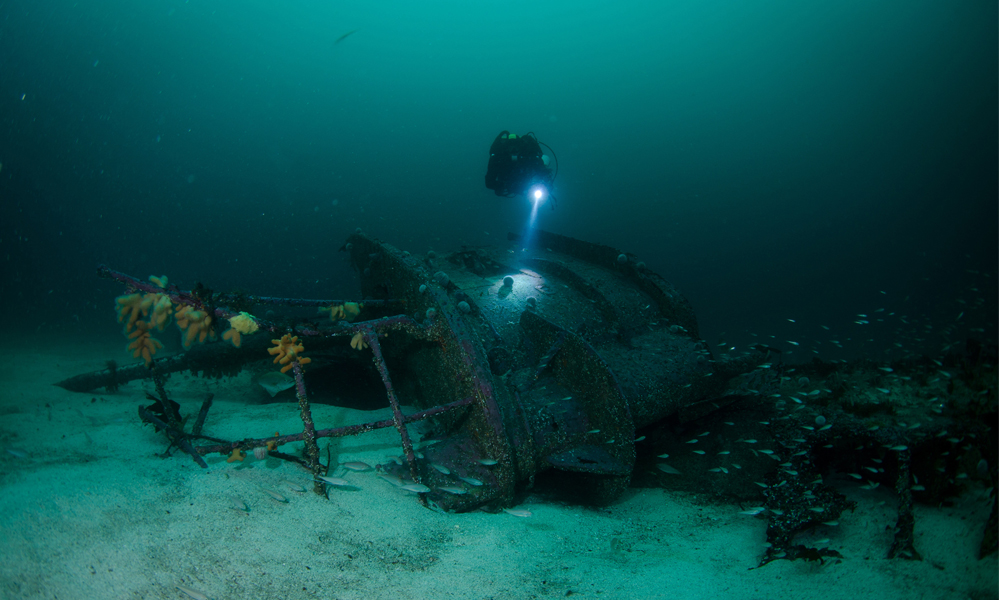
[57,229,997,566]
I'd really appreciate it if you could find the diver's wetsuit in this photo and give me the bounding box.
[485,131,551,197]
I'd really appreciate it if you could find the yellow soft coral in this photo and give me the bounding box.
[116,293,150,332]
[222,328,241,348]
[320,302,362,322]
[229,312,259,334]
[268,334,312,373]
[150,294,173,331]
[175,305,215,349]
[222,312,259,348]
[115,275,175,364]
[174,305,193,327]
[350,332,369,351]
[116,291,174,333]
[127,321,163,365]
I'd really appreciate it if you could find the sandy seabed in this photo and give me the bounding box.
[0,336,996,600]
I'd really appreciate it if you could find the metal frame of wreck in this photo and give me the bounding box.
[99,265,475,499]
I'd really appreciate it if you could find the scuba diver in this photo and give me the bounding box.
[484,131,558,202]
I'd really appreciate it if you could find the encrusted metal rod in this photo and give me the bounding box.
[57,268,431,393]
[98,265,208,311]
[192,396,473,456]
[292,360,324,495]
[56,318,430,393]
[364,330,421,486]
[888,448,920,560]
[295,314,433,340]
[98,264,393,331]
[149,364,179,430]
[192,394,214,436]
[215,293,400,309]
[136,406,209,468]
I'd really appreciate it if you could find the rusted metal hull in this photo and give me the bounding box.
[346,229,770,511]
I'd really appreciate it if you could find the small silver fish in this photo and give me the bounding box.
[316,475,351,487]
[502,508,532,517]
[377,473,403,487]
[262,489,288,503]
[284,480,307,493]
[400,483,430,493]
[176,585,212,600]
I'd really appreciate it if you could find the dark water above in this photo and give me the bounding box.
[1,0,994,362]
